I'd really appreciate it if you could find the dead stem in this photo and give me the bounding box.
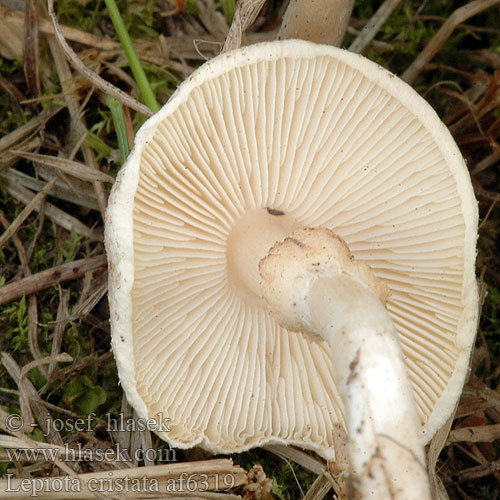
[0,255,107,306]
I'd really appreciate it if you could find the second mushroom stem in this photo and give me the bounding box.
[259,228,432,500]
[278,0,356,46]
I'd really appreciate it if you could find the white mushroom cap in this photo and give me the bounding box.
[105,40,479,460]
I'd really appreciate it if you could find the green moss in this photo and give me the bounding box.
[56,0,104,32]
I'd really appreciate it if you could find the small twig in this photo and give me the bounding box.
[402,0,500,84]
[47,0,154,117]
[0,255,107,306]
[349,0,401,53]
[448,423,500,444]
[449,459,500,483]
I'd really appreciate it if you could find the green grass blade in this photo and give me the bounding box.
[106,96,130,164]
[103,0,160,112]
[106,97,130,165]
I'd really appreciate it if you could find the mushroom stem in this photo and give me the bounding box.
[259,228,432,500]
[306,276,432,499]
[278,0,355,46]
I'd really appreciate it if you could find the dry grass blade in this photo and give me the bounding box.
[0,6,120,51]
[15,354,73,432]
[0,460,246,499]
[402,0,500,84]
[303,473,343,500]
[19,353,73,385]
[5,180,102,240]
[70,279,107,320]
[46,0,153,117]
[23,0,40,96]
[0,178,56,250]
[472,152,500,174]
[1,137,41,173]
[11,150,115,184]
[48,289,70,379]
[0,419,79,477]
[428,412,456,500]
[0,354,80,478]
[264,445,325,475]
[0,5,192,76]
[197,0,228,41]
[45,4,108,216]
[0,105,63,156]
[1,168,100,211]
[0,72,26,102]
[0,408,27,440]
[0,210,30,275]
[464,380,500,412]
[223,0,266,52]
[349,0,401,53]
[0,435,67,454]
[110,395,133,457]
[2,355,34,433]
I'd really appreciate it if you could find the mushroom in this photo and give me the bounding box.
[279,0,355,46]
[105,40,478,498]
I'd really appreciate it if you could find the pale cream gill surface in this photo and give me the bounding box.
[131,55,465,453]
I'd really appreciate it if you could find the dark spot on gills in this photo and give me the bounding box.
[267,208,285,216]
